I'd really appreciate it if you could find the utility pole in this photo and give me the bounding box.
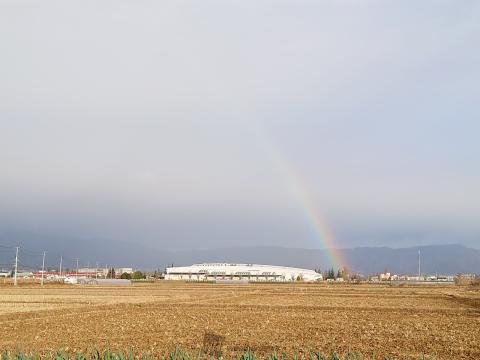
[96,262,98,279]
[41,251,46,286]
[87,261,90,279]
[418,249,421,280]
[59,255,63,277]
[14,247,19,286]
[76,259,79,280]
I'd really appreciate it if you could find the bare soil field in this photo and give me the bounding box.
[0,282,478,359]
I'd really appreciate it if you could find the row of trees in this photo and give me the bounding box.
[120,271,146,280]
[315,267,349,280]
[106,268,146,280]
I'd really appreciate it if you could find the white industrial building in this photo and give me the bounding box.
[165,263,323,282]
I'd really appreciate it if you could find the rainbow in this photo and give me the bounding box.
[253,125,345,270]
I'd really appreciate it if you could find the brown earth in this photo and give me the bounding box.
[0,282,479,359]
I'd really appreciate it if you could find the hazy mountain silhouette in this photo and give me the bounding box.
[160,244,480,274]
[1,229,479,274]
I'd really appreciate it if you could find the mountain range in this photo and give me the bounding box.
[1,230,479,274]
[161,244,480,275]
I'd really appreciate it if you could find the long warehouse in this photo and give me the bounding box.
[165,263,323,282]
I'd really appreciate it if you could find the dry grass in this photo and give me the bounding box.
[0,282,478,359]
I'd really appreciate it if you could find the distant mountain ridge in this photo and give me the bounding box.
[0,230,479,274]
[162,244,480,274]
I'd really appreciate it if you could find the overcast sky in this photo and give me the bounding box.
[1,1,479,250]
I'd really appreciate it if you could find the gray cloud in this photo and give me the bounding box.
[1,1,479,251]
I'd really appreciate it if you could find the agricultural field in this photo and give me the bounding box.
[0,282,478,359]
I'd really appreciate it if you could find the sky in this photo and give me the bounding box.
[0,1,479,252]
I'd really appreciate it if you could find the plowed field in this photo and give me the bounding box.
[0,282,479,359]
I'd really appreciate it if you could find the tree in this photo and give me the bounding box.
[132,271,145,280]
[326,268,336,280]
[120,272,132,280]
[337,269,342,279]
[107,267,115,279]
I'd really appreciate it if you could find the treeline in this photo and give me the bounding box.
[315,267,348,280]
[105,267,146,280]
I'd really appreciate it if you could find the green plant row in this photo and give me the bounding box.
[0,348,431,360]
